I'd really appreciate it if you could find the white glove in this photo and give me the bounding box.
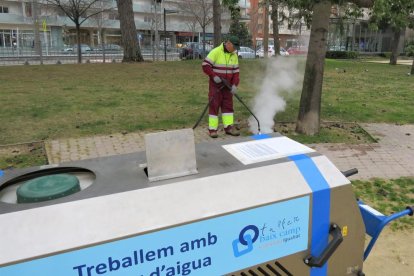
[213,76,222,84]
[231,85,237,95]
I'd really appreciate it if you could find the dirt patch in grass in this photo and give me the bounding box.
[238,121,376,144]
[0,142,48,171]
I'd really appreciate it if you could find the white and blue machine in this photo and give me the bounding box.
[0,129,412,276]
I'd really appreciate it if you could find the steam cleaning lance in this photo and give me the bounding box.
[193,78,261,135]
[220,78,261,134]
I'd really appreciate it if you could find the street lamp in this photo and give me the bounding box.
[164,9,178,61]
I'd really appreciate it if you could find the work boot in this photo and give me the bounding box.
[225,126,240,136]
[209,130,218,138]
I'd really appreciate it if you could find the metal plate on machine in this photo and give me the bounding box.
[145,128,198,182]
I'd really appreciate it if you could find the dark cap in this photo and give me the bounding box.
[228,36,240,50]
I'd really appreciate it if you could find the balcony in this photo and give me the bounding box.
[0,13,28,24]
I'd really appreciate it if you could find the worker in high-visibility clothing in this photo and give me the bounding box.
[202,36,240,138]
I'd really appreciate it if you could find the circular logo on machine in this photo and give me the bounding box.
[232,225,259,257]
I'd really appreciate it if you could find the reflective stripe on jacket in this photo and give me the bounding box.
[202,43,239,87]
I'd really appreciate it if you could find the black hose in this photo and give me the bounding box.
[194,79,261,134]
[219,78,261,134]
[192,98,213,130]
[192,86,219,130]
[233,93,261,134]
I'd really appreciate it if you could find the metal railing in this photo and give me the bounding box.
[0,46,183,66]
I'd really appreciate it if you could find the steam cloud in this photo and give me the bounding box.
[248,57,304,134]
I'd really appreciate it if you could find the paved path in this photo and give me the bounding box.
[310,123,414,180]
[45,123,414,180]
[365,60,413,66]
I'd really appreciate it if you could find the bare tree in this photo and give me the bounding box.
[405,41,414,75]
[32,0,43,63]
[116,0,144,62]
[248,2,261,52]
[213,0,221,47]
[263,0,270,57]
[176,0,214,58]
[45,0,113,63]
[270,0,281,55]
[184,18,199,42]
[89,2,116,63]
[142,3,159,61]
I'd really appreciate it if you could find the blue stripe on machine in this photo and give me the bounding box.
[248,134,332,275]
[288,154,331,276]
[251,134,271,140]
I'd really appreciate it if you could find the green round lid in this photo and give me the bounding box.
[16,174,80,203]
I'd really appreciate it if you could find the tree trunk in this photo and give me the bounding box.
[202,27,206,59]
[101,29,106,63]
[32,1,42,62]
[76,23,82,64]
[351,22,355,51]
[213,0,221,47]
[263,1,269,57]
[389,28,401,65]
[117,0,143,62]
[411,58,414,75]
[270,1,280,55]
[295,1,331,135]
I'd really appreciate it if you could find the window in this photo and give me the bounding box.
[25,3,32,17]
[108,11,119,20]
[144,15,151,23]
[0,6,9,13]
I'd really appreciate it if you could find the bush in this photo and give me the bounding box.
[377,52,392,58]
[326,51,359,59]
[405,43,414,57]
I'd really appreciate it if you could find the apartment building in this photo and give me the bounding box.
[328,6,410,53]
[0,0,244,50]
[248,0,311,50]
[248,2,410,53]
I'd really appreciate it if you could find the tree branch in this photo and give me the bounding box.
[349,0,374,8]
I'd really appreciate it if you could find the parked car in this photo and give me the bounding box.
[287,46,308,55]
[93,44,122,52]
[328,45,347,51]
[237,46,255,59]
[64,44,92,53]
[179,42,212,59]
[62,46,74,53]
[255,45,289,57]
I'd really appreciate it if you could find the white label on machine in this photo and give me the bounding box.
[223,136,315,165]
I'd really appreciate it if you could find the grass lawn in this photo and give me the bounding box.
[0,59,413,226]
[0,58,413,145]
[352,178,414,230]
